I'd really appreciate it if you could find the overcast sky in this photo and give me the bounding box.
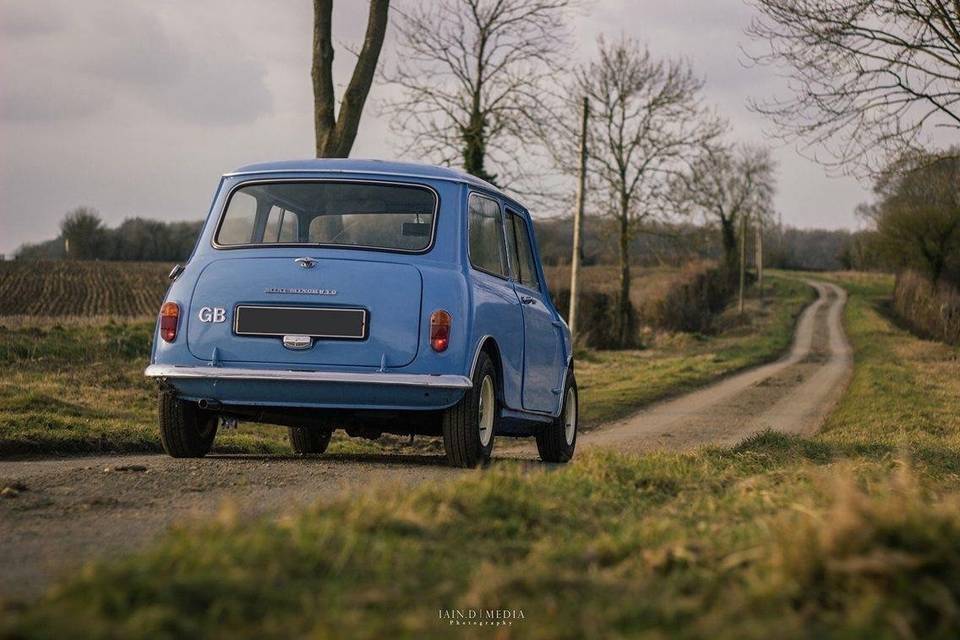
[0,0,873,256]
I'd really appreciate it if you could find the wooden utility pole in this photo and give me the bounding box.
[568,97,589,343]
[738,213,747,315]
[756,217,764,304]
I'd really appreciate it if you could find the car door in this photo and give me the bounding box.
[467,193,526,410]
[503,209,565,414]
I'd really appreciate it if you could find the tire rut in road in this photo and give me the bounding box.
[504,280,852,456]
[0,281,851,601]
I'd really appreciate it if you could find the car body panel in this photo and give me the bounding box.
[147,160,573,427]
[186,256,422,367]
[515,280,566,412]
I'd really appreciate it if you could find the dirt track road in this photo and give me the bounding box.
[579,280,851,452]
[0,280,851,600]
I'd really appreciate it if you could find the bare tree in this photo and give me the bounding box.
[313,0,390,158]
[559,37,724,345]
[674,144,776,273]
[382,0,574,186]
[747,0,960,174]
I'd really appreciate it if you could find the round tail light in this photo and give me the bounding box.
[159,302,180,342]
[430,310,451,352]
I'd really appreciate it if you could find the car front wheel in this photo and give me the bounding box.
[536,372,577,463]
[158,391,219,458]
[442,351,497,468]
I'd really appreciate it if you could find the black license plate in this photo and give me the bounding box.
[234,306,367,339]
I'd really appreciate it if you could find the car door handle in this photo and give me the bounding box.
[520,296,536,305]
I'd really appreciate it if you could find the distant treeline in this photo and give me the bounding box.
[15,206,861,272]
[535,216,860,272]
[15,208,202,262]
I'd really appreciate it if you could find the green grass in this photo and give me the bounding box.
[0,322,291,456]
[578,275,813,425]
[0,276,809,455]
[8,271,960,638]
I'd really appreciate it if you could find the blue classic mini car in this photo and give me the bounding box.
[146,159,577,467]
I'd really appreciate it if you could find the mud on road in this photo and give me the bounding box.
[0,280,851,600]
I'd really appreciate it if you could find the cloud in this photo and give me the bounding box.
[0,0,872,256]
[0,0,63,38]
[1,75,105,122]
[0,0,272,126]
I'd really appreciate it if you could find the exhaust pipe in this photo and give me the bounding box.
[198,398,221,410]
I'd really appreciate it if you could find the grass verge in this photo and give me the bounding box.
[578,274,812,425]
[0,276,809,455]
[9,272,960,638]
[0,322,290,456]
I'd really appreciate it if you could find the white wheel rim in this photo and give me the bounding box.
[564,387,577,446]
[478,374,495,447]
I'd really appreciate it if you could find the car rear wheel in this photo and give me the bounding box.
[288,426,333,455]
[536,372,577,463]
[442,351,497,468]
[158,391,219,458]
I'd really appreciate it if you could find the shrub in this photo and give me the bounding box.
[548,262,737,346]
[550,288,630,350]
[893,270,960,346]
[648,264,734,333]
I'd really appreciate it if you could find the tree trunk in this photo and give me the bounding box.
[312,0,336,157]
[720,216,738,279]
[462,111,495,184]
[313,0,390,158]
[617,211,632,347]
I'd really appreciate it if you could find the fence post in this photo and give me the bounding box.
[756,217,764,304]
[738,213,747,315]
[568,97,589,344]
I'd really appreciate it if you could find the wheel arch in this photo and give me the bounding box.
[470,336,505,400]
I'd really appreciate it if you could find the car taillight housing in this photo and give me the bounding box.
[159,302,180,342]
[430,310,451,352]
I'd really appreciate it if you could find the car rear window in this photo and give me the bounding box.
[215,181,437,252]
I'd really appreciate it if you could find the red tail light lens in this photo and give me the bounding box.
[430,310,451,352]
[159,302,180,342]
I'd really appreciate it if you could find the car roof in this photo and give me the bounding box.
[225,159,503,194]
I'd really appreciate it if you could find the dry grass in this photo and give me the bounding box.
[12,272,960,638]
[892,269,960,345]
[544,262,714,315]
[577,275,811,425]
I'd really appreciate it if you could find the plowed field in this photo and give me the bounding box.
[0,261,172,317]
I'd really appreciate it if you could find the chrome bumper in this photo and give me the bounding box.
[144,364,472,389]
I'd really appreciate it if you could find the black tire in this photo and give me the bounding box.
[442,351,497,468]
[288,426,333,455]
[158,391,219,458]
[536,372,578,463]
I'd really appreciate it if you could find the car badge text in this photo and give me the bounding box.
[197,307,226,323]
[264,287,337,296]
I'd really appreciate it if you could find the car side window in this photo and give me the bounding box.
[505,211,540,291]
[217,191,258,244]
[264,206,299,243]
[468,194,508,277]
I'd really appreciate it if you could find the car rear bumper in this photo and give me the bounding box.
[144,365,470,411]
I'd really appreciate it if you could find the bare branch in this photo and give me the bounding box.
[746,0,960,175]
[381,0,576,187]
[542,36,725,344]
